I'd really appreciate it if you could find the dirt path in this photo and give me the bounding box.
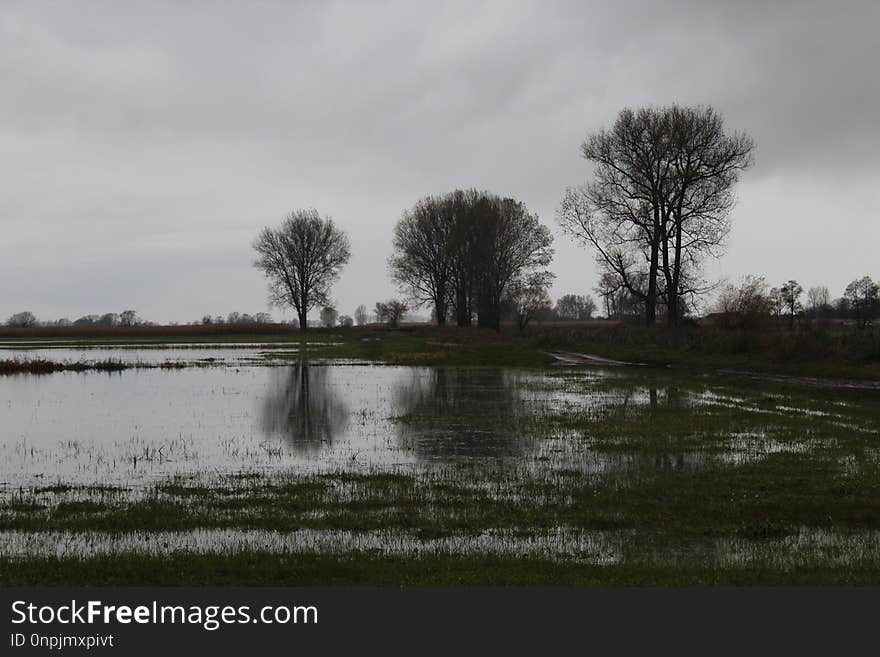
[544,351,647,367]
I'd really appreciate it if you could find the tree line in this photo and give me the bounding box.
[252,103,766,331]
[13,103,873,333]
[715,275,880,329]
[5,310,277,328]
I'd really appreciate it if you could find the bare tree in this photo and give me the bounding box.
[319,306,338,328]
[472,195,553,330]
[7,311,37,327]
[555,294,596,320]
[558,105,754,325]
[389,194,456,325]
[806,286,831,319]
[338,314,354,328]
[845,276,879,329]
[119,310,138,327]
[505,272,554,332]
[780,280,803,328]
[375,300,408,327]
[714,275,771,328]
[354,305,368,326]
[253,209,351,330]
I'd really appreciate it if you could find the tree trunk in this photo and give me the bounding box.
[645,235,660,326]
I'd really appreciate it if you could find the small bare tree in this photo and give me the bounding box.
[506,272,554,332]
[319,306,338,328]
[806,286,830,320]
[354,305,368,326]
[845,276,879,329]
[375,300,408,327]
[253,209,351,330]
[780,280,803,329]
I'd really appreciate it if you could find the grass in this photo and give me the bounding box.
[2,326,880,585]
[5,553,879,586]
[2,323,878,378]
[2,370,879,585]
[0,358,193,374]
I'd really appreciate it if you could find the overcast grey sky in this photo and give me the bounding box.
[2,0,878,323]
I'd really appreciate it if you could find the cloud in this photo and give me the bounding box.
[1,0,877,322]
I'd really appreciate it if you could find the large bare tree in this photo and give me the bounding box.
[472,195,553,330]
[253,209,351,330]
[389,194,456,325]
[558,105,754,325]
[389,189,552,330]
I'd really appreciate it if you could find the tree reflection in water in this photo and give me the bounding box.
[259,364,348,456]
[393,367,528,461]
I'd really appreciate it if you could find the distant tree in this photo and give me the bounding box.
[767,288,784,318]
[227,311,242,325]
[253,208,351,331]
[214,315,224,325]
[201,315,213,325]
[845,276,879,329]
[558,105,755,325]
[253,312,273,324]
[119,310,139,327]
[806,286,831,320]
[375,300,408,327]
[354,305,368,326]
[319,306,338,328]
[555,294,596,320]
[53,318,72,327]
[780,280,803,328]
[505,272,554,332]
[74,315,101,326]
[714,275,771,328]
[338,315,354,328]
[7,311,37,328]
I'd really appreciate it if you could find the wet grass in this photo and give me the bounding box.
[0,358,189,375]
[2,338,880,585]
[4,553,879,586]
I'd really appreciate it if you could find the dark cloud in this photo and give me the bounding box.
[1,0,878,322]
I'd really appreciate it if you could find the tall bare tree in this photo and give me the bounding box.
[389,194,456,325]
[472,195,553,330]
[253,209,351,330]
[558,105,754,325]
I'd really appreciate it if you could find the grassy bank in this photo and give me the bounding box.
[2,323,878,379]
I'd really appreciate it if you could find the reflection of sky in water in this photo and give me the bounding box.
[1,363,578,486]
[2,352,877,488]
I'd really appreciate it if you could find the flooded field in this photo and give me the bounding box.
[2,342,880,584]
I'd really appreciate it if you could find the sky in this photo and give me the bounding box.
[2,0,878,324]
